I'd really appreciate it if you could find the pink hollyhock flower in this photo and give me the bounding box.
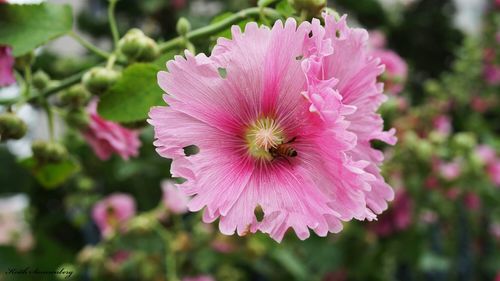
[368,30,387,49]
[475,144,496,164]
[183,276,215,281]
[471,96,490,113]
[439,160,461,181]
[371,49,408,95]
[484,64,500,85]
[487,160,500,186]
[149,15,396,242]
[0,46,15,87]
[425,176,439,189]
[83,99,141,161]
[92,193,136,237]
[464,192,480,211]
[371,189,412,237]
[162,180,189,214]
[433,115,452,136]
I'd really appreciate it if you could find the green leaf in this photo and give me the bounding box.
[276,0,296,18]
[19,157,80,189]
[97,62,167,123]
[0,3,73,57]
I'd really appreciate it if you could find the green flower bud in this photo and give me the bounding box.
[32,140,68,164]
[288,0,326,18]
[58,84,91,109]
[0,113,27,141]
[65,108,90,129]
[176,17,191,36]
[32,70,51,90]
[82,67,121,95]
[118,28,159,62]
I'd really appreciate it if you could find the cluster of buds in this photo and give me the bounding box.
[0,113,27,142]
[31,140,68,164]
[118,29,159,63]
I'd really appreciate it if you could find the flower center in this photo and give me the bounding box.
[245,117,284,161]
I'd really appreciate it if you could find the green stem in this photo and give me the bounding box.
[159,7,281,53]
[70,31,110,59]
[106,53,117,69]
[44,102,55,141]
[108,0,120,46]
[154,224,179,281]
[0,71,84,106]
[23,66,32,99]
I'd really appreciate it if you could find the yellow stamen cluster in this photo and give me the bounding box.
[245,117,284,161]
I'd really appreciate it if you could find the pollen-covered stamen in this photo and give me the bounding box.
[245,117,284,160]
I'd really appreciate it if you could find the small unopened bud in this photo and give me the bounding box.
[0,113,27,141]
[65,108,90,129]
[82,67,121,95]
[32,140,68,164]
[118,28,159,62]
[32,70,50,90]
[176,17,191,36]
[288,0,326,18]
[58,85,91,109]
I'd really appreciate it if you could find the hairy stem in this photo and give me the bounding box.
[159,7,281,53]
[108,0,120,46]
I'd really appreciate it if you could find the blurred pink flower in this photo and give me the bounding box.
[419,210,438,224]
[0,46,15,87]
[111,250,130,264]
[149,15,396,242]
[433,115,452,136]
[211,236,236,253]
[425,176,439,189]
[368,30,387,49]
[371,49,408,95]
[484,64,500,85]
[496,272,500,281]
[83,99,141,161]
[475,145,496,164]
[487,160,500,186]
[371,189,412,237]
[182,276,215,281]
[464,192,481,211]
[322,269,347,281]
[439,161,461,181]
[446,187,461,200]
[172,0,186,10]
[161,180,189,214]
[471,96,490,113]
[92,193,136,237]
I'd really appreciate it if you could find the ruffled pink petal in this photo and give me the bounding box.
[83,99,141,160]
